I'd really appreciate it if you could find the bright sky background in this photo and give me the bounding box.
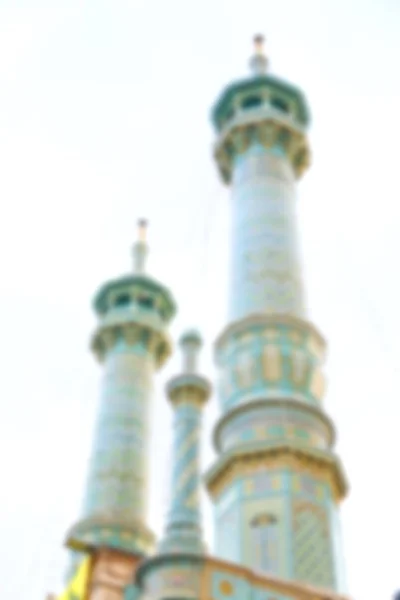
[0,1,399,599]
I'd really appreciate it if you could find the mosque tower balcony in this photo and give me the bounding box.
[204,36,349,594]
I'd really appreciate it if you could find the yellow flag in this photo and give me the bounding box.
[57,556,92,600]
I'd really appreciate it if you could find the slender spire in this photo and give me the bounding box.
[137,218,148,243]
[180,329,202,374]
[133,218,149,274]
[249,34,268,76]
[159,330,211,555]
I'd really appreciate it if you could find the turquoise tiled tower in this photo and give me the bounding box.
[65,220,176,558]
[134,331,211,600]
[159,330,211,554]
[204,36,348,593]
[49,36,352,600]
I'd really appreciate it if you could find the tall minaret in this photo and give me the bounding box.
[65,220,176,593]
[204,37,348,593]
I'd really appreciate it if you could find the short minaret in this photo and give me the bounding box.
[65,220,176,592]
[159,330,211,554]
[204,36,349,594]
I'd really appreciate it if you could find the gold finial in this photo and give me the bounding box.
[137,218,148,243]
[254,34,265,55]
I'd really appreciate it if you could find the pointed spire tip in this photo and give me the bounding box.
[180,329,203,373]
[249,33,268,76]
[254,34,265,53]
[133,218,149,273]
[137,218,148,243]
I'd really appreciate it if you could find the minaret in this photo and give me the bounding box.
[204,36,348,593]
[159,330,211,554]
[65,220,176,594]
[134,331,210,600]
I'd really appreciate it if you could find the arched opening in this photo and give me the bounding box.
[137,295,154,310]
[114,293,131,308]
[250,513,279,574]
[242,95,263,110]
[271,97,290,113]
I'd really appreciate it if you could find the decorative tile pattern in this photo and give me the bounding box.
[211,570,250,600]
[216,323,326,412]
[289,349,310,386]
[235,350,255,388]
[219,580,234,595]
[83,344,154,523]
[218,403,331,454]
[216,502,240,562]
[160,392,207,553]
[143,565,202,600]
[292,474,325,503]
[228,147,305,321]
[242,472,282,497]
[310,369,325,402]
[262,345,282,382]
[208,59,346,598]
[293,502,335,589]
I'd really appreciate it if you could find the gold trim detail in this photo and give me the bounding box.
[206,448,347,502]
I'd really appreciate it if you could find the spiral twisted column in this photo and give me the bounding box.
[159,330,211,554]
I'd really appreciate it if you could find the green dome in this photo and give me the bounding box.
[211,74,310,132]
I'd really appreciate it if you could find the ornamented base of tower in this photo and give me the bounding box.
[136,554,351,600]
[49,552,352,600]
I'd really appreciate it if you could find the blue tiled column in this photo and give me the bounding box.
[83,339,155,529]
[160,331,211,554]
[204,39,349,592]
[229,145,305,322]
[65,223,177,560]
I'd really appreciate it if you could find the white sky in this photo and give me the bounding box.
[0,1,399,599]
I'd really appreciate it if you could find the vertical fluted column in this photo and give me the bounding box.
[159,331,211,554]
